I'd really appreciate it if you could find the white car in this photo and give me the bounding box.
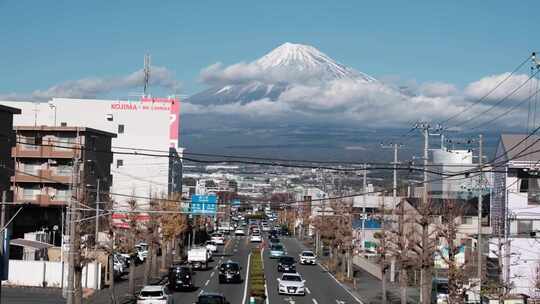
[211,233,225,245]
[277,273,305,296]
[234,228,245,236]
[250,234,262,243]
[262,225,271,232]
[205,240,218,253]
[299,250,317,265]
[137,285,174,304]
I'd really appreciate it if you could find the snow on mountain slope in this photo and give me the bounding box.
[187,42,376,106]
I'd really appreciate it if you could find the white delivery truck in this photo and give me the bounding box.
[188,247,210,270]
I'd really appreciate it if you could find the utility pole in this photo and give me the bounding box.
[362,164,367,251]
[416,122,431,304]
[67,132,82,304]
[94,179,100,291]
[0,191,6,303]
[477,134,483,291]
[381,142,403,283]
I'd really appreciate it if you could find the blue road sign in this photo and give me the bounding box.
[191,195,217,214]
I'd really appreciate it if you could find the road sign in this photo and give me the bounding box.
[191,195,217,215]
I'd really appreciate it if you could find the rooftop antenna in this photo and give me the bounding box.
[143,53,151,97]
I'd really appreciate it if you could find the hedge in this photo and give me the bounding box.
[249,248,266,299]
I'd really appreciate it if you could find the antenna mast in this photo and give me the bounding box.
[143,53,151,97]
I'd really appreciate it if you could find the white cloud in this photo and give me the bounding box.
[465,72,539,102]
[184,71,535,130]
[20,66,180,101]
[419,82,458,97]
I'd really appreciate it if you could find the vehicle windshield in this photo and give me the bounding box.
[220,263,239,271]
[282,275,301,282]
[212,233,223,238]
[280,257,295,264]
[140,290,163,297]
[272,245,283,251]
[198,295,225,304]
[302,251,314,257]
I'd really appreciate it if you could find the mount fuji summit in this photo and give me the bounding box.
[187,42,377,106]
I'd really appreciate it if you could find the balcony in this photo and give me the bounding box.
[13,192,68,207]
[11,144,79,159]
[11,169,72,184]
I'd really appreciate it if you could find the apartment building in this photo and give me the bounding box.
[490,134,540,297]
[10,125,115,244]
[0,105,20,199]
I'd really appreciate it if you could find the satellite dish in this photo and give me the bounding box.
[53,225,59,231]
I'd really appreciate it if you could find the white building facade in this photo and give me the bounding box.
[1,97,182,210]
[490,134,540,298]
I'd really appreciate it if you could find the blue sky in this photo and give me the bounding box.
[1,0,538,97]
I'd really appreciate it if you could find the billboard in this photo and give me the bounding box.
[191,195,217,215]
[140,97,180,148]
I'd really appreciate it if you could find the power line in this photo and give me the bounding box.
[454,68,540,129]
[440,54,533,126]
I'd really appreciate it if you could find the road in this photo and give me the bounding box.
[170,234,253,304]
[171,234,363,304]
[2,234,363,304]
[265,237,363,304]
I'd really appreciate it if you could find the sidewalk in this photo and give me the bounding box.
[86,265,167,304]
[298,238,420,304]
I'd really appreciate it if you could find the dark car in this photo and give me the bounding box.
[168,264,195,291]
[277,256,296,273]
[218,260,242,283]
[195,292,230,304]
[269,237,280,244]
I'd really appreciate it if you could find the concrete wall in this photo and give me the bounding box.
[5,260,101,289]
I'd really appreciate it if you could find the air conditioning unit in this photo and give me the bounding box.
[48,159,57,166]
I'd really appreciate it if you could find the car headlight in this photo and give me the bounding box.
[279,284,285,289]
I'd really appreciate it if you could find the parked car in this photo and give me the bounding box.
[135,242,149,264]
[277,256,296,273]
[206,240,218,253]
[277,272,305,296]
[137,285,174,304]
[211,233,225,245]
[234,228,245,236]
[194,292,230,304]
[269,244,286,259]
[218,260,242,283]
[168,265,195,291]
[299,250,317,265]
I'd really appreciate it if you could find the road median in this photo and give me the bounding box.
[247,248,266,304]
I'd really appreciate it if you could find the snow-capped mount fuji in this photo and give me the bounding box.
[187,42,376,106]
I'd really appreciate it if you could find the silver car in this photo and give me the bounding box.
[277,272,306,296]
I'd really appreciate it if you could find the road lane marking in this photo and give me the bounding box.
[204,279,210,286]
[199,290,204,295]
[336,300,346,304]
[312,299,319,304]
[210,272,215,277]
[305,287,311,294]
[241,252,252,304]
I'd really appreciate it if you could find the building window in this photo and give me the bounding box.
[55,136,76,151]
[22,162,41,174]
[529,178,540,205]
[55,189,71,201]
[462,216,473,225]
[519,178,529,193]
[22,188,38,200]
[118,124,125,134]
[116,159,123,168]
[56,165,72,176]
[517,220,533,235]
[19,136,40,150]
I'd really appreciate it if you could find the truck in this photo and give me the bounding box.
[188,247,210,270]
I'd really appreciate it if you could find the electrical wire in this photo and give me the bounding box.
[440,54,533,126]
